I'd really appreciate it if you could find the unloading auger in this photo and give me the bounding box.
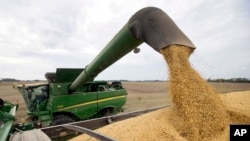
[70,7,195,91]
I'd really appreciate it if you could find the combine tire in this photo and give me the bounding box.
[102,109,113,124]
[53,115,75,125]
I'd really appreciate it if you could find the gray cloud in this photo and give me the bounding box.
[0,0,249,80]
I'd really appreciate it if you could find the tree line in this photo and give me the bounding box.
[0,78,42,82]
[1,78,250,83]
[207,78,250,83]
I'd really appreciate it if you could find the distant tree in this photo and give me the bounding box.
[2,78,20,82]
[208,78,250,83]
[231,78,249,83]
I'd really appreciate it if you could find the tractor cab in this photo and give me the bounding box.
[17,83,49,114]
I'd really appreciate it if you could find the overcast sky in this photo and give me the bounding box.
[0,0,249,81]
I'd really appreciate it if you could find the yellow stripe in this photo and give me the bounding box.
[58,95,126,111]
[98,95,125,103]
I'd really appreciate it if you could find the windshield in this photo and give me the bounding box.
[19,85,49,112]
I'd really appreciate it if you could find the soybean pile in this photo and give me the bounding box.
[71,45,250,141]
[161,45,229,140]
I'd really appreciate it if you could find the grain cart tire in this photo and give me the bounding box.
[53,115,75,125]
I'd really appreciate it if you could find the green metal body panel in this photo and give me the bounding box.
[49,81,127,120]
[97,90,126,112]
[0,121,13,141]
[39,115,51,127]
[15,122,36,131]
[55,68,83,83]
[0,101,18,141]
[51,91,98,119]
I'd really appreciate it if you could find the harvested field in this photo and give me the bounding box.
[122,81,171,112]
[0,81,250,123]
[122,81,250,113]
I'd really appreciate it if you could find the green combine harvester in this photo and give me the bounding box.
[16,70,127,128]
[0,7,195,141]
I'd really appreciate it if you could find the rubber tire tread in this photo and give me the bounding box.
[53,115,75,125]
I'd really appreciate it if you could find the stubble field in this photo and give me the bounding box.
[0,81,250,123]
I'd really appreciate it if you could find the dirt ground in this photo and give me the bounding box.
[122,81,250,112]
[0,81,250,123]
